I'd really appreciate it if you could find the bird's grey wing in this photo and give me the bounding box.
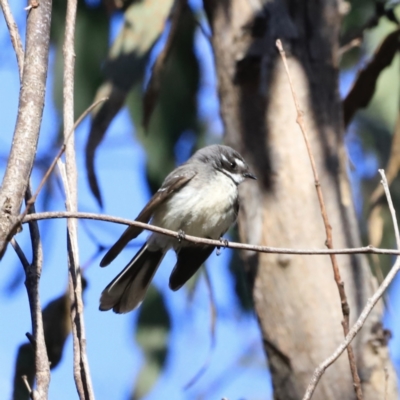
[100,169,196,267]
[169,244,214,291]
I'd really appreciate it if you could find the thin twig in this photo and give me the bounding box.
[0,0,24,81]
[10,238,30,271]
[21,97,108,220]
[276,38,362,399]
[302,169,400,400]
[4,97,108,253]
[22,375,33,399]
[338,38,361,57]
[62,0,94,397]
[380,170,400,247]
[21,210,400,256]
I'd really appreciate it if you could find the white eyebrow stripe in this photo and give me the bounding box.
[234,158,245,168]
[220,169,244,185]
[221,154,229,163]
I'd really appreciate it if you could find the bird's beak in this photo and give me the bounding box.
[243,172,257,180]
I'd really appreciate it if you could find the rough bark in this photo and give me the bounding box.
[0,0,52,258]
[204,0,398,399]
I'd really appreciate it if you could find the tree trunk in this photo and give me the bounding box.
[204,0,398,399]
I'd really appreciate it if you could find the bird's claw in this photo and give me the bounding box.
[177,229,186,243]
[219,237,229,247]
[216,237,229,256]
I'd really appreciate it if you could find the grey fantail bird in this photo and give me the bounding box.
[99,144,256,313]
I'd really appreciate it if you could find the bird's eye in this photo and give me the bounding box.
[230,161,237,169]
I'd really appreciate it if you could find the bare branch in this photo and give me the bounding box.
[0,0,52,259]
[22,210,400,257]
[62,0,94,397]
[24,184,50,400]
[0,0,24,81]
[22,375,33,399]
[276,39,362,399]
[10,237,29,271]
[303,169,400,400]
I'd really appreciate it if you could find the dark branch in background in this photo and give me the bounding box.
[62,0,95,398]
[0,0,24,81]
[276,39,363,399]
[142,0,187,130]
[343,28,400,127]
[22,211,400,256]
[340,1,399,48]
[303,169,400,400]
[24,184,50,400]
[0,0,52,259]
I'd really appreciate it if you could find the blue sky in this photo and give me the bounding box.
[1,1,400,399]
[0,1,271,399]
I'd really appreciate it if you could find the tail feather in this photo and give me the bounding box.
[169,245,214,291]
[100,243,165,313]
[100,225,144,267]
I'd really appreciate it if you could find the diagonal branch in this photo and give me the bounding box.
[303,169,400,400]
[276,39,362,399]
[0,0,24,81]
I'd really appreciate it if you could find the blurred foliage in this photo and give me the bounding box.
[340,1,400,277]
[85,0,176,207]
[126,3,202,192]
[29,0,400,397]
[52,0,110,122]
[132,286,170,400]
[228,228,254,312]
[12,290,72,400]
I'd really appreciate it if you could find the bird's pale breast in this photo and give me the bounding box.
[151,172,238,242]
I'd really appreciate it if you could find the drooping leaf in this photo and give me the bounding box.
[343,28,400,126]
[52,1,110,120]
[86,0,175,206]
[12,279,88,398]
[12,293,70,399]
[12,343,35,400]
[132,286,170,400]
[127,4,202,192]
[184,267,217,389]
[143,0,187,130]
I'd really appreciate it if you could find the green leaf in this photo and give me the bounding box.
[127,4,202,192]
[133,286,170,399]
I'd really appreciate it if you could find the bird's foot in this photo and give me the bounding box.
[216,237,229,256]
[219,237,229,247]
[177,229,186,243]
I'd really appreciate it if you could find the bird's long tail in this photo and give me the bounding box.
[99,243,165,313]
